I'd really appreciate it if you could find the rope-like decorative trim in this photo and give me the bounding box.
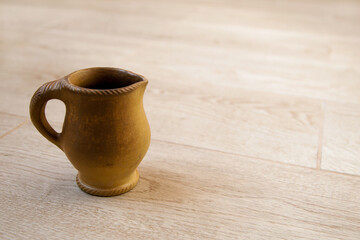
[63,79,147,96]
[76,171,139,197]
[63,67,148,96]
[30,79,65,110]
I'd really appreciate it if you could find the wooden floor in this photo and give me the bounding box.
[1,0,360,239]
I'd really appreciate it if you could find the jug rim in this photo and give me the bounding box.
[63,67,148,95]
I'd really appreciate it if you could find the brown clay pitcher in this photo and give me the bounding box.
[30,67,151,196]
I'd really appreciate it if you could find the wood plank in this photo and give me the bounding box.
[120,20,360,104]
[0,122,360,239]
[322,102,360,176]
[143,80,322,168]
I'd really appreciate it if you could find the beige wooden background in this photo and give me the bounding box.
[1,0,360,239]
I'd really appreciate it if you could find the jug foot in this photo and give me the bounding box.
[76,170,139,197]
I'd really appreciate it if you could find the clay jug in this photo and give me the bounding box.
[30,67,151,196]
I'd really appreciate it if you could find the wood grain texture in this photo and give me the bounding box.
[1,0,360,239]
[1,122,360,240]
[322,103,360,175]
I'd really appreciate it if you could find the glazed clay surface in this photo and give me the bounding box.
[30,67,151,196]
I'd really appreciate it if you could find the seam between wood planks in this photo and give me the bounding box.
[0,119,30,139]
[0,111,28,118]
[316,102,326,169]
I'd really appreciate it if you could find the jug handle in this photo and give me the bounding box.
[29,79,66,150]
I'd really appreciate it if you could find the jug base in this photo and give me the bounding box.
[76,170,139,197]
